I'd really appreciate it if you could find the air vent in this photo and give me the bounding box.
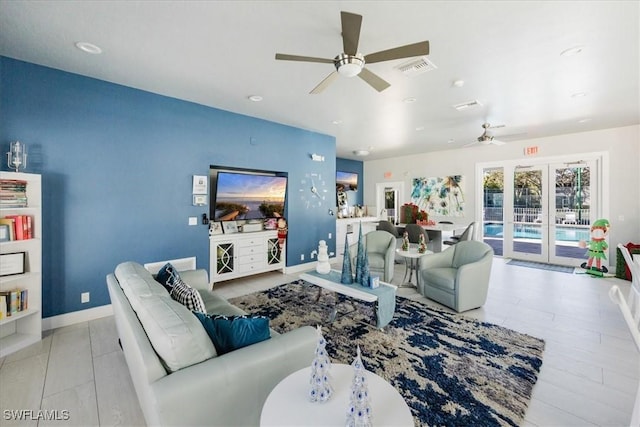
[395,56,437,77]
[453,100,483,111]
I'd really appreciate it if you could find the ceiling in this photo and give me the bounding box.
[1,1,638,161]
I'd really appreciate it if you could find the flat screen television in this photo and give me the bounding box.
[210,167,287,221]
[336,171,358,192]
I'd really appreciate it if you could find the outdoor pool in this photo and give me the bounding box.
[484,223,590,242]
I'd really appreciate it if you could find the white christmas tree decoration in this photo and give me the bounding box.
[309,325,333,402]
[316,240,331,274]
[346,346,373,426]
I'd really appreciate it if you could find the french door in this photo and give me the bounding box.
[481,155,602,266]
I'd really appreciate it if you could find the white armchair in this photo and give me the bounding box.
[417,240,493,312]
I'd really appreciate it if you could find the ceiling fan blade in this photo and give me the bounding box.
[463,141,480,148]
[310,71,339,94]
[490,139,506,146]
[365,41,430,64]
[341,11,362,55]
[358,68,390,92]
[275,53,334,64]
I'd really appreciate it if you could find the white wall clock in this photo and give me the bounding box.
[299,172,328,209]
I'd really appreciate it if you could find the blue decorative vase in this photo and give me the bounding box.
[359,250,370,287]
[341,233,354,284]
[355,222,365,285]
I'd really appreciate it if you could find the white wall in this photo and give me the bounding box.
[363,125,640,253]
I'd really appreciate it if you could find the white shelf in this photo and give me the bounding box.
[0,172,42,357]
[0,308,39,326]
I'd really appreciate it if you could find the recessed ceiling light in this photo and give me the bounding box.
[248,95,263,102]
[447,139,454,144]
[75,42,102,54]
[332,120,342,125]
[353,150,370,157]
[571,92,586,98]
[415,126,425,131]
[560,45,584,57]
[452,80,465,88]
[578,118,592,123]
[403,97,417,104]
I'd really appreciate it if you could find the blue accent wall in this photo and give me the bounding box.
[336,157,363,205]
[0,56,336,318]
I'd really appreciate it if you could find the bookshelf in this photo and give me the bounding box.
[0,172,42,357]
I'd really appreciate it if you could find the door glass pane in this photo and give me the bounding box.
[513,168,542,255]
[553,165,591,259]
[482,168,504,256]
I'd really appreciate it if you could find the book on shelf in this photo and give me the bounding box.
[0,179,28,208]
[0,289,28,317]
[0,215,33,241]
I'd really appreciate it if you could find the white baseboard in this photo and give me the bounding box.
[42,304,113,331]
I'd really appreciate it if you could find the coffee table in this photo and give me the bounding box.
[260,364,413,426]
[299,270,397,328]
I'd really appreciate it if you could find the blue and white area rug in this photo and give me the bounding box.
[229,281,545,426]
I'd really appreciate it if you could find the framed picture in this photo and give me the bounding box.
[222,221,239,234]
[0,252,25,276]
[209,221,223,236]
[0,224,10,242]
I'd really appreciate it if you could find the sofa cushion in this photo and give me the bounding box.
[200,291,247,316]
[170,279,207,313]
[193,313,271,355]
[424,267,457,291]
[114,262,217,372]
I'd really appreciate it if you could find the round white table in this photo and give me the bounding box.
[396,247,433,287]
[260,364,413,426]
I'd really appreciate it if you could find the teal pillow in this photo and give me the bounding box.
[193,313,270,355]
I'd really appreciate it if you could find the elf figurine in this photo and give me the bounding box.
[579,218,610,273]
[277,217,288,250]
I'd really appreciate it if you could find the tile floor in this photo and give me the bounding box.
[0,258,637,426]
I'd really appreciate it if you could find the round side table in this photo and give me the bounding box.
[260,364,413,426]
[396,247,433,287]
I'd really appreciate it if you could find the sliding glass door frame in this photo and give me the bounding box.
[476,151,609,266]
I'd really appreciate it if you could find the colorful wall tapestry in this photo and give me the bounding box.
[411,175,465,217]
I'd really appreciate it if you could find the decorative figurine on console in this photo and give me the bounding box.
[316,240,331,274]
[579,218,611,274]
[418,233,427,254]
[401,231,410,251]
[276,217,288,249]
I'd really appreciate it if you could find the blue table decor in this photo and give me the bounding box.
[341,233,354,284]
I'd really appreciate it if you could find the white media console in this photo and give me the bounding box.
[209,230,285,286]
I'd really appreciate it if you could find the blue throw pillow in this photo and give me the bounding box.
[193,313,270,355]
[156,262,179,292]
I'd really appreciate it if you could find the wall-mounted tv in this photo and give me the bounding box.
[210,166,287,221]
[336,171,358,192]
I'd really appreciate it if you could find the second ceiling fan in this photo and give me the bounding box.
[275,11,430,94]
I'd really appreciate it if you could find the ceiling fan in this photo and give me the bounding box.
[464,123,507,147]
[275,11,429,94]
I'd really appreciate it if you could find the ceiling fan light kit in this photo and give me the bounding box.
[335,53,364,77]
[275,11,429,93]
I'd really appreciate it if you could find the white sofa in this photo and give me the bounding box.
[106,261,317,426]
